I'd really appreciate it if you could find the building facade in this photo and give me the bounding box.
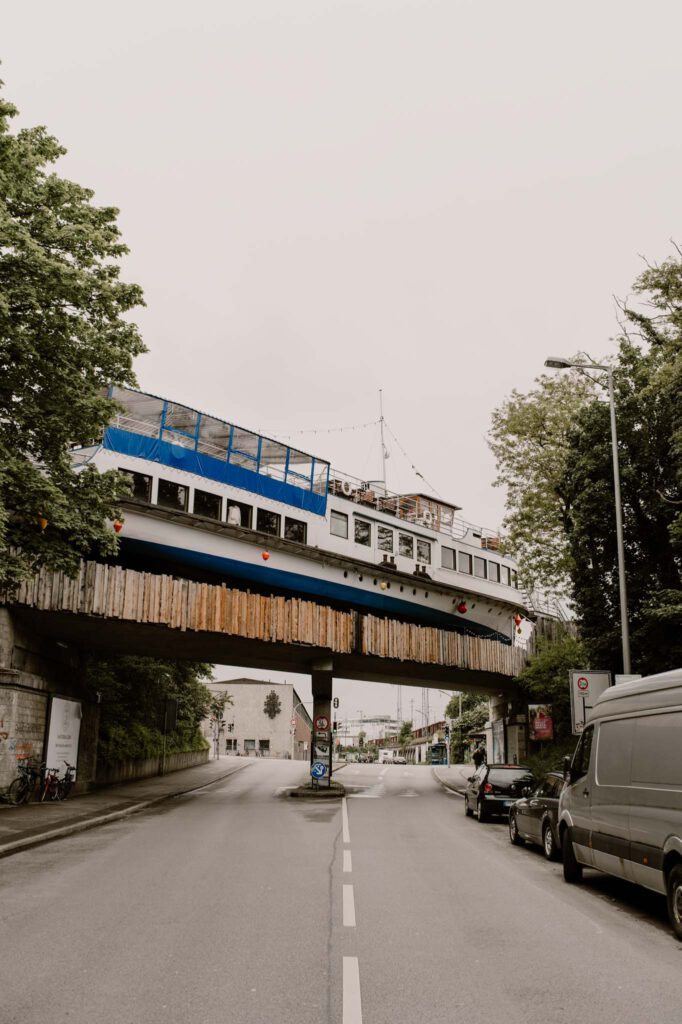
[204,679,312,760]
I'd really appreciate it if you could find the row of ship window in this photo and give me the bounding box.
[122,470,307,543]
[330,510,518,586]
[122,469,518,587]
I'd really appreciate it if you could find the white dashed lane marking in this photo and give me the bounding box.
[343,849,352,872]
[343,957,363,1023]
[343,884,356,927]
[342,796,350,843]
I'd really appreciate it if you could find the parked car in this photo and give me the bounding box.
[559,668,682,941]
[464,764,536,822]
[508,771,564,859]
[394,756,407,765]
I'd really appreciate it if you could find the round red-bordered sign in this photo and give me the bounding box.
[577,676,589,691]
[315,715,330,731]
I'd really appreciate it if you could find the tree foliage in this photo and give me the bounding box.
[263,690,282,719]
[83,656,213,763]
[563,258,682,675]
[488,370,596,591]
[0,83,146,588]
[515,632,586,742]
[398,720,413,745]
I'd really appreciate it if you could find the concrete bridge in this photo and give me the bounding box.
[1,561,531,790]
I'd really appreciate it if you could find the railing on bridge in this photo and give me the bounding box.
[7,561,529,678]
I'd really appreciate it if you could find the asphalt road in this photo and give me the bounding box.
[2,760,682,1024]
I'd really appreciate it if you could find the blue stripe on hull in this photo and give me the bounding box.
[118,538,511,644]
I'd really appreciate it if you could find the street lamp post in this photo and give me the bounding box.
[544,356,632,674]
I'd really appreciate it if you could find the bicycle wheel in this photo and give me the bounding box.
[8,777,31,805]
[58,779,73,800]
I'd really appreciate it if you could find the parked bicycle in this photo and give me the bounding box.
[40,764,62,802]
[6,760,43,805]
[58,762,76,800]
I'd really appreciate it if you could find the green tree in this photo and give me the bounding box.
[0,83,145,589]
[515,632,586,743]
[263,690,282,719]
[398,720,413,745]
[488,369,596,590]
[209,691,234,754]
[83,656,213,763]
[445,692,489,758]
[357,730,366,749]
[563,299,682,675]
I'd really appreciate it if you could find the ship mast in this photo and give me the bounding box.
[379,388,388,491]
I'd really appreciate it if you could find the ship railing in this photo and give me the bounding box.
[329,470,502,548]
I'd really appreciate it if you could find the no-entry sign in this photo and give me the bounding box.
[569,670,611,734]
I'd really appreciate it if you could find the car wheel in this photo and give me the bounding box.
[477,800,488,823]
[562,829,583,883]
[543,822,560,861]
[666,863,682,941]
[464,795,473,817]
[509,812,525,846]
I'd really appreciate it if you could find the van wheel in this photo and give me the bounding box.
[543,822,560,861]
[464,796,473,818]
[666,864,682,941]
[562,829,583,883]
[509,812,524,846]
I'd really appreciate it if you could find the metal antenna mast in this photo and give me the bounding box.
[379,388,388,491]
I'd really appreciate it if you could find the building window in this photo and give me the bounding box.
[501,565,511,586]
[225,738,237,752]
[330,511,348,538]
[120,469,152,503]
[377,526,393,552]
[158,478,188,512]
[193,488,222,520]
[244,739,256,753]
[284,517,307,544]
[355,520,371,546]
[226,500,252,528]
[257,509,281,536]
[458,551,472,574]
[416,539,431,564]
[511,570,519,589]
[399,533,414,558]
[474,556,487,579]
[259,739,270,756]
[441,546,455,570]
[488,561,500,583]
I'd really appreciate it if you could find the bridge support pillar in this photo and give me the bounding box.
[310,662,333,785]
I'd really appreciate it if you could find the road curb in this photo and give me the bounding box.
[432,767,465,797]
[0,761,251,860]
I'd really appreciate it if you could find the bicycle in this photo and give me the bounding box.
[58,762,76,800]
[40,765,62,802]
[7,760,43,805]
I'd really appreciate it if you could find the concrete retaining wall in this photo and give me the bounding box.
[95,747,209,786]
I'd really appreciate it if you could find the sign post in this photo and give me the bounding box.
[569,670,612,735]
[311,713,332,787]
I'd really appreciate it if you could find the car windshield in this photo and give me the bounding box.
[487,769,535,785]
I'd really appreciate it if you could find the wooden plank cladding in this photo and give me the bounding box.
[8,562,524,676]
[11,562,355,654]
[361,615,527,677]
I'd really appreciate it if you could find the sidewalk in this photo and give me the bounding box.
[0,756,252,859]
[432,762,473,796]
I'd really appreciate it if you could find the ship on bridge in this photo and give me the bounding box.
[71,386,530,644]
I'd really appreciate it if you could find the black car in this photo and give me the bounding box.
[464,764,536,822]
[508,771,564,860]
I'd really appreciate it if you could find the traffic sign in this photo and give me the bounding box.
[569,670,611,734]
[311,761,328,779]
[333,697,339,709]
[314,715,329,731]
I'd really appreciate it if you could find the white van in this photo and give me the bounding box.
[558,668,682,940]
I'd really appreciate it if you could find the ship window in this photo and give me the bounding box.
[501,565,511,586]
[286,448,314,490]
[120,469,152,503]
[158,479,188,513]
[110,388,164,438]
[193,489,222,520]
[330,511,348,539]
[474,556,487,579]
[399,533,414,558]
[257,509,281,537]
[377,526,393,552]
[197,415,229,460]
[488,561,500,583]
[355,520,371,547]
[458,552,473,574]
[312,460,329,496]
[259,438,288,483]
[284,517,307,544]
[417,539,431,564]
[511,569,519,589]
[163,403,198,449]
[441,546,455,570]
[226,500,252,529]
[229,428,259,470]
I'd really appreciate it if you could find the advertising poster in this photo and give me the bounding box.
[528,704,554,741]
[44,697,82,776]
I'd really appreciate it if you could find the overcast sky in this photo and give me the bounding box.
[4,1,681,721]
